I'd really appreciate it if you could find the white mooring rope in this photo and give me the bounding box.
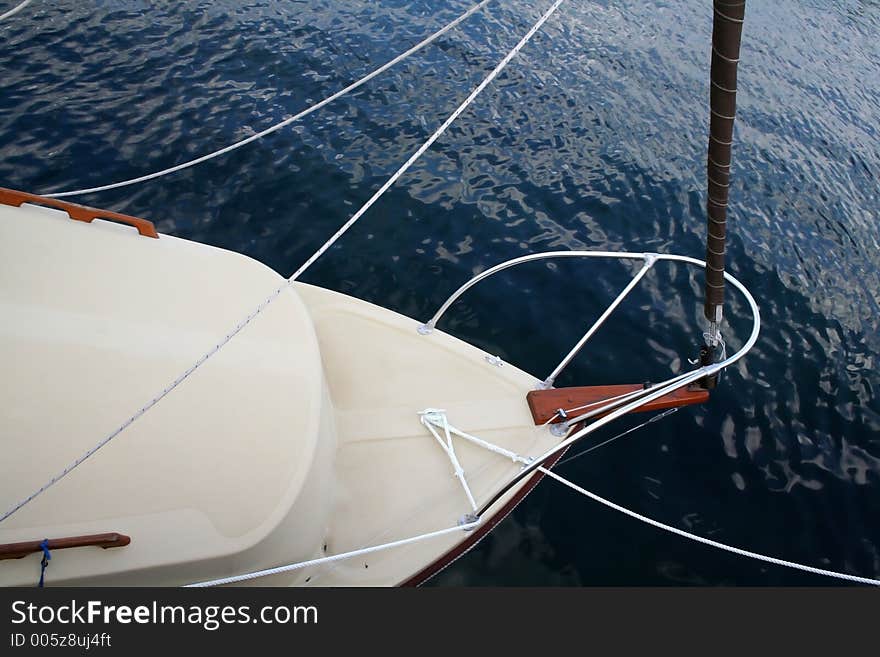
[186,519,481,587]
[187,407,525,587]
[286,0,566,283]
[0,0,32,22]
[0,0,567,523]
[420,409,530,464]
[539,467,880,586]
[418,411,879,586]
[420,410,479,511]
[419,408,533,512]
[42,0,493,198]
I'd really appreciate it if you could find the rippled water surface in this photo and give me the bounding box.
[2,0,878,585]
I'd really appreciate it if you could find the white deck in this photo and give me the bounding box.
[293,283,555,585]
[0,203,334,585]
[0,202,555,586]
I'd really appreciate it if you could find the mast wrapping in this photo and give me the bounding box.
[704,0,746,328]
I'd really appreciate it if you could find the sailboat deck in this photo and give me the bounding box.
[294,282,556,585]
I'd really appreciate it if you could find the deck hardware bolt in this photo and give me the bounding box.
[550,422,569,438]
[458,513,479,531]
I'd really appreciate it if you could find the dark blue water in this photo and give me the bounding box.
[2,0,878,585]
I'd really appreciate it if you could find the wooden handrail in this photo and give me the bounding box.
[0,187,158,238]
[0,533,131,560]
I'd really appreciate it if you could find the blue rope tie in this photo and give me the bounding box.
[38,539,51,588]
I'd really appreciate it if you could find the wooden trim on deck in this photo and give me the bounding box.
[526,383,709,425]
[0,187,158,238]
[0,533,131,560]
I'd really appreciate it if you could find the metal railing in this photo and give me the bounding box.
[419,250,754,388]
[417,249,761,519]
[418,250,658,387]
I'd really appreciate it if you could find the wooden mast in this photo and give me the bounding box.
[702,0,746,381]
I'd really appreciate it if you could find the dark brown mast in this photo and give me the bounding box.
[703,0,746,368]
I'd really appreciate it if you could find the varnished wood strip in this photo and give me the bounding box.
[0,532,131,560]
[526,383,709,425]
[0,187,158,238]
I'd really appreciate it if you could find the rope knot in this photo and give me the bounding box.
[418,408,447,427]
